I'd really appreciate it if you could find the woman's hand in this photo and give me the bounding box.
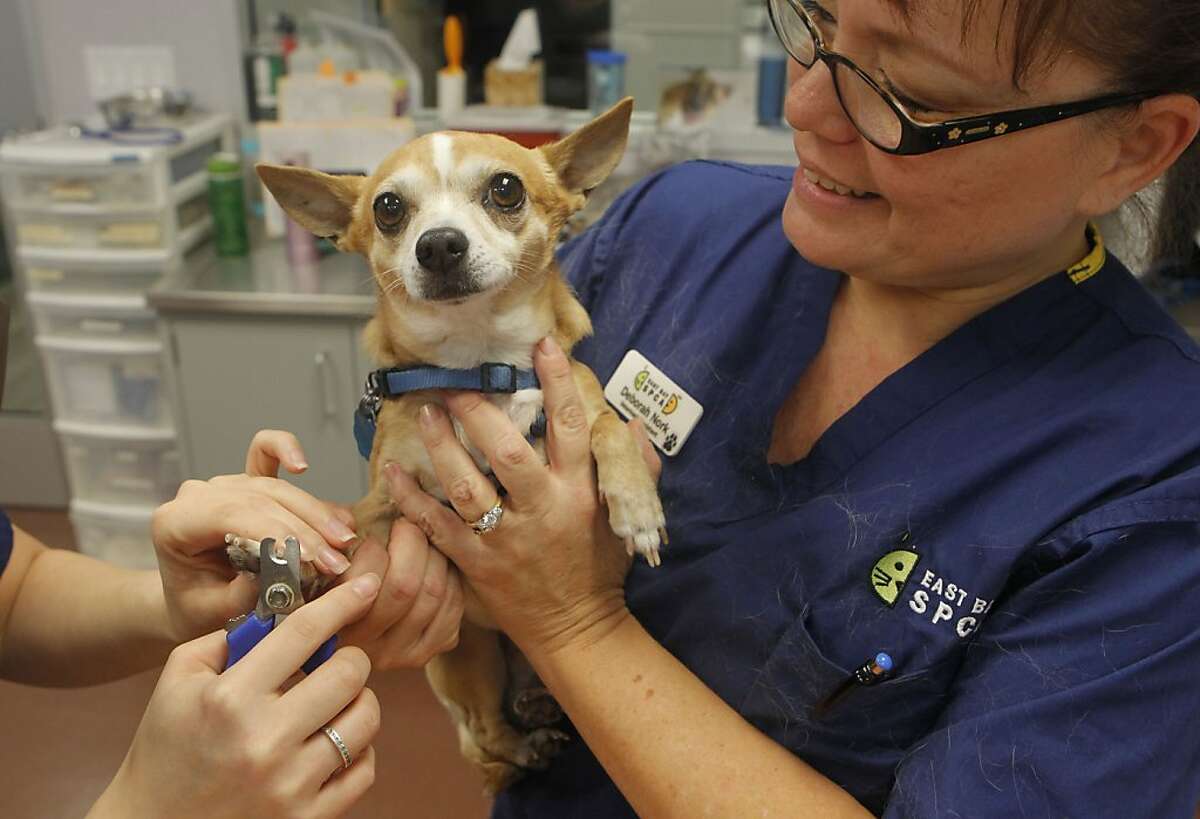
[335,518,465,669]
[153,430,359,643]
[384,337,659,657]
[89,574,383,819]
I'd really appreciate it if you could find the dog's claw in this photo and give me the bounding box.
[601,482,666,568]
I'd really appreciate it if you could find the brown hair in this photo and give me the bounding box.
[889,0,1200,275]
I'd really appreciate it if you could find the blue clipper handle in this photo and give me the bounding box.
[225,613,338,674]
[302,635,338,675]
[225,612,274,670]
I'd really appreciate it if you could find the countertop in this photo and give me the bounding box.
[149,230,376,319]
[152,222,1200,339]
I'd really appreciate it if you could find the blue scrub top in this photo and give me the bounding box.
[0,509,11,579]
[492,161,1200,818]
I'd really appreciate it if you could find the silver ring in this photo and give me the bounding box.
[322,725,353,770]
[469,499,504,535]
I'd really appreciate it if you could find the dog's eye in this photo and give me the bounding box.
[373,193,406,232]
[487,173,525,210]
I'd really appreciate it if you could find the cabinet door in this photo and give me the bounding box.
[169,317,367,504]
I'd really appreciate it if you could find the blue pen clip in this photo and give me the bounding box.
[224,536,337,674]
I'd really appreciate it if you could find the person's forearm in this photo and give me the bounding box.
[1,540,175,686]
[525,612,873,819]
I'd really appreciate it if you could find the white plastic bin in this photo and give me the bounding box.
[27,292,158,341]
[13,193,207,251]
[37,335,172,430]
[1,163,156,209]
[69,499,158,570]
[56,421,181,506]
[18,248,173,295]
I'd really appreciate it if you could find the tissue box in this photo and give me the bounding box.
[484,60,543,107]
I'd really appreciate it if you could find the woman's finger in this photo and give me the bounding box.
[245,476,358,556]
[342,521,429,646]
[224,574,380,692]
[223,506,346,577]
[385,465,482,573]
[299,688,382,786]
[330,503,358,531]
[629,418,662,482]
[535,337,593,477]
[417,404,502,523]
[335,536,388,629]
[166,629,232,676]
[246,429,309,477]
[312,745,377,816]
[406,568,463,659]
[281,646,373,741]
[441,392,548,506]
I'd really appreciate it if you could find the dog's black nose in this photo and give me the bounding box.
[415,228,470,274]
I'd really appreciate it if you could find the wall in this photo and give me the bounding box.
[18,0,246,126]
[0,0,45,133]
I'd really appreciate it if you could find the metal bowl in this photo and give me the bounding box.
[97,87,193,130]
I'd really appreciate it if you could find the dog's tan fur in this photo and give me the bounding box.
[256,99,665,793]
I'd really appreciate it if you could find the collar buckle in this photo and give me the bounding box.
[479,362,519,393]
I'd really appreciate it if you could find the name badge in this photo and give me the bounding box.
[603,350,703,456]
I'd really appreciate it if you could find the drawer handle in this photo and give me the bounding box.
[314,351,338,419]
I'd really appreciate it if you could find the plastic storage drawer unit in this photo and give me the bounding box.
[27,292,159,342]
[69,499,158,570]
[37,335,172,430]
[56,421,182,506]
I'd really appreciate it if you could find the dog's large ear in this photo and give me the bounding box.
[256,164,365,250]
[540,97,634,196]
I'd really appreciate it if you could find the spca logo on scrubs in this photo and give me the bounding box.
[870,546,994,639]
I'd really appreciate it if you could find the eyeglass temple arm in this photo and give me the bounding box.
[903,91,1152,153]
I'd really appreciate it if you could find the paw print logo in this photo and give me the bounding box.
[663,433,678,452]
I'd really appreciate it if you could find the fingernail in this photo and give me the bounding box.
[291,452,309,470]
[384,461,403,482]
[327,517,357,544]
[538,336,558,355]
[320,545,351,575]
[419,404,440,428]
[351,572,381,598]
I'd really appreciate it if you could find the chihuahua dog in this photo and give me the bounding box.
[252,98,664,793]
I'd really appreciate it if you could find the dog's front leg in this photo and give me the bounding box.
[571,361,666,566]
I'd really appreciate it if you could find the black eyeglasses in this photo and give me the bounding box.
[768,0,1153,155]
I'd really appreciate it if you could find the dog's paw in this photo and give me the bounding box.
[518,728,572,771]
[599,482,666,568]
[510,686,565,730]
[225,535,259,573]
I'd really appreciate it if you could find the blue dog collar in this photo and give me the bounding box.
[353,363,546,460]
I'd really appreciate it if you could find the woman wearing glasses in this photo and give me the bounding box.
[373,0,1200,815]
